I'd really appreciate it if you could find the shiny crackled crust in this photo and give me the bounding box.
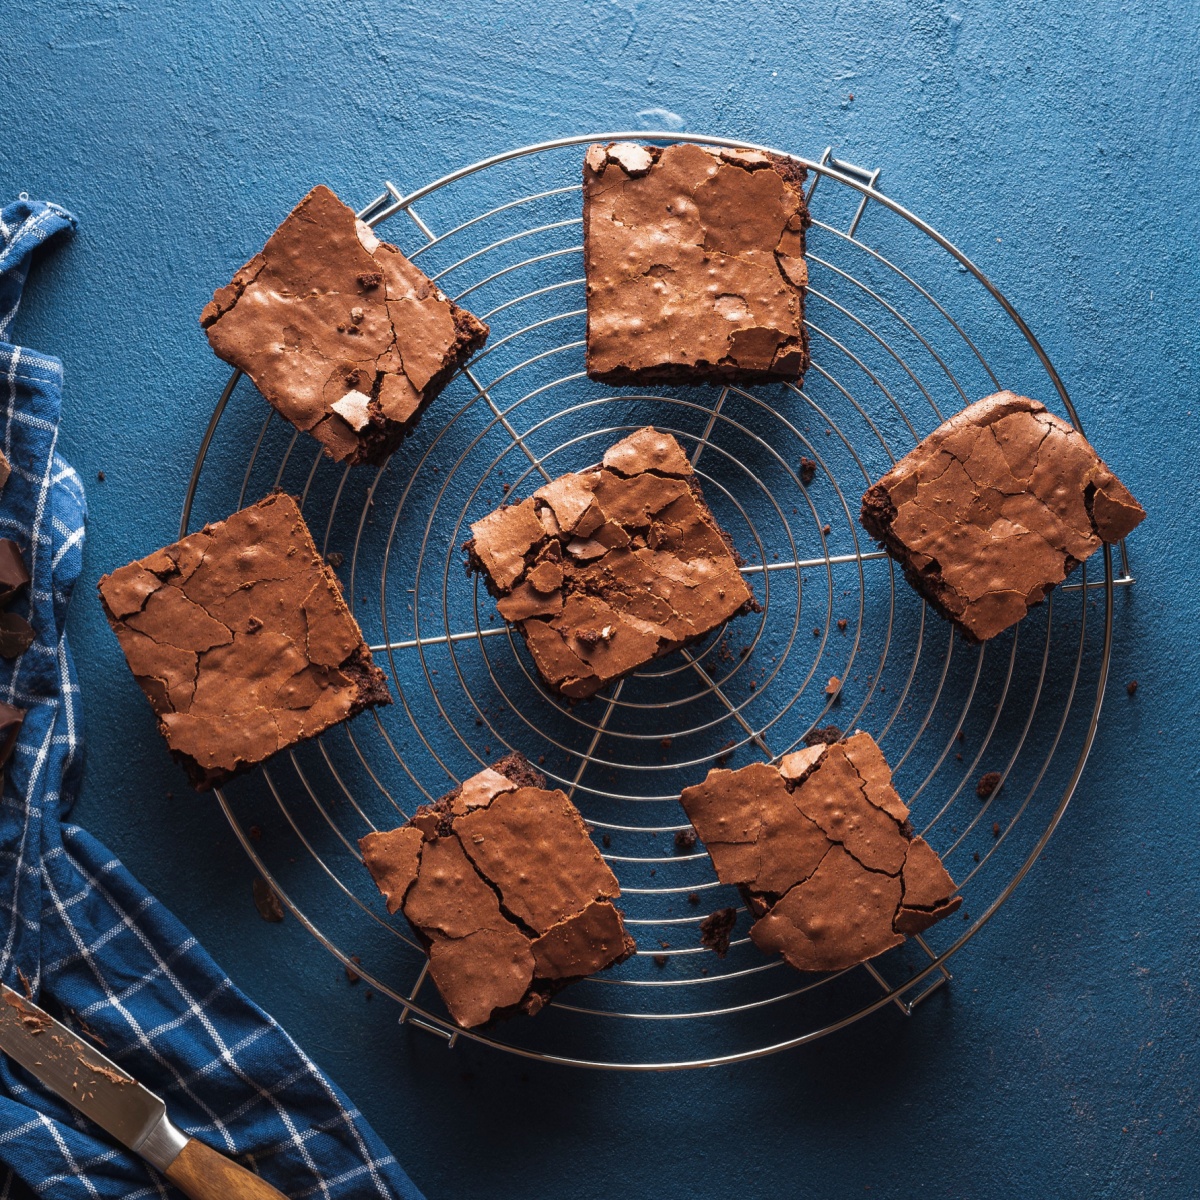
[99,493,390,790]
[680,732,961,973]
[860,391,1145,642]
[583,141,810,385]
[360,752,635,1029]
[464,428,757,699]
[201,186,488,466]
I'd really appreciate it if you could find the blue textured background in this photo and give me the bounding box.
[6,2,1198,1196]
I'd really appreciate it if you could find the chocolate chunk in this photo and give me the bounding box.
[201,186,489,466]
[673,827,698,853]
[804,725,843,747]
[0,702,23,767]
[0,540,30,606]
[0,613,34,658]
[360,752,635,1029]
[861,392,1145,642]
[680,732,961,972]
[976,770,1001,800]
[583,143,810,385]
[98,493,391,790]
[465,428,756,698]
[699,907,737,957]
[252,877,285,923]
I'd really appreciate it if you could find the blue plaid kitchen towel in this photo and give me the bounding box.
[0,199,424,1199]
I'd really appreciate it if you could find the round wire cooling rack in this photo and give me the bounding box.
[181,133,1136,1070]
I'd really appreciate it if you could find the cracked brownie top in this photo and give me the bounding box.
[680,731,961,973]
[98,492,390,789]
[583,141,810,385]
[861,391,1145,642]
[360,752,635,1029]
[465,428,756,699]
[201,185,488,466]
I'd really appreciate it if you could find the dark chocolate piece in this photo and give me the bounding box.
[466,428,756,699]
[99,493,390,790]
[699,907,737,957]
[583,142,810,385]
[0,702,23,768]
[975,771,1001,800]
[861,392,1145,642]
[0,540,30,606]
[201,186,489,466]
[360,753,635,1029]
[0,613,34,658]
[679,732,961,973]
[673,827,697,853]
[252,877,285,923]
[803,725,843,747]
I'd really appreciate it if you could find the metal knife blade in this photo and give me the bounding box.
[0,984,186,1169]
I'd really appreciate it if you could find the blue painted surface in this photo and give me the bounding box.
[5,1,1199,1196]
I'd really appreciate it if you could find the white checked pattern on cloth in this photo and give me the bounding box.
[0,199,423,1199]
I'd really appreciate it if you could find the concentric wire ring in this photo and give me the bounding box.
[180,134,1124,1069]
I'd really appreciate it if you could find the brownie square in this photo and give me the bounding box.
[860,391,1146,642]
[583,142,810,385]
[201,185,488,466]
[465,428,756,699]
[680,731,961,972]
[360,752,635,1029]
[99,493,390,790]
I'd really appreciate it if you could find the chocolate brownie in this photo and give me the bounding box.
[861,392,1145,642]
[201,186,488,466]
[679,732,960,973]
[465,428,756,699]
[583,142,810,385]
[99,493,390,790]
[360,752,635,1029]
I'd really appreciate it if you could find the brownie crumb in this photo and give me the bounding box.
[602,833,611,848]
[992,822,1001,838]
[673,828,697,853]
[715,739,736,766]
[973,851,980,863]
[1126,680,1138,696]
[345,955,361,985]
[248,825,262,841]
[812,626,820,637]
[822,524,831,535]
[956,730,966,743]
[976,771,1001,800]
[803,725,843,747]
[687,892,701,906]
[799,457,817,486]
[326,551,344,568]
[824,675,841,697]
[700,907,738,957]
[357,271,382,288]
[660,737,673,750]
[653,954,668,969]
[96,470,106,482]
[837,618,848,632]
[252,877,284,923]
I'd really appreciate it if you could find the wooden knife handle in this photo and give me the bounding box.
[164,1137,291,1200]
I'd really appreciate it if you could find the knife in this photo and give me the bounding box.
[0,983,290,1199]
